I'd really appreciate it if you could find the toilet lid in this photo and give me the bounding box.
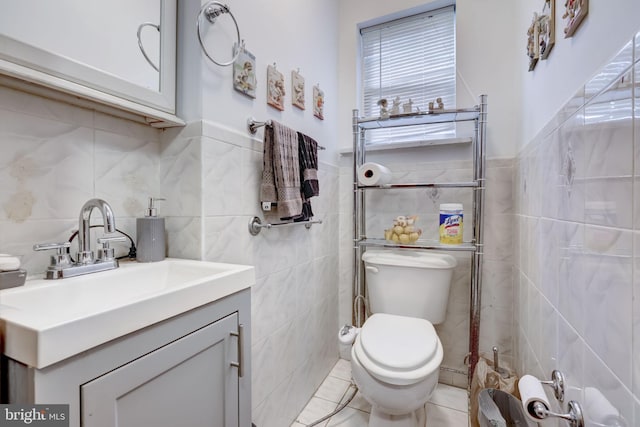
[359,313,438,372]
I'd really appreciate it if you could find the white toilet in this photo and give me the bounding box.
[351,249,457,427]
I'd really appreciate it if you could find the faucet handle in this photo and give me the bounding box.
[97,236,126,261]
[33,242,72,268]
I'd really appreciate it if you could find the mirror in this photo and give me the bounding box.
[0,0,179,126]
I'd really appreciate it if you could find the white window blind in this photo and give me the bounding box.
[360,6,456,145]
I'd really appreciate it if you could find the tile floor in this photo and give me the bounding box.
[291,359,469,427]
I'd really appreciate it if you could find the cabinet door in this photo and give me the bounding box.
[81,313,240,427]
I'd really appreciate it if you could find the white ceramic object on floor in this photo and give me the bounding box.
[352,250,457,427]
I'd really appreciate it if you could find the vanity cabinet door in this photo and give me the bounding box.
[81,313,240,427]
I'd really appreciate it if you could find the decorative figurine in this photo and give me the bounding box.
[428,97,444,112]
[390,96,401,115]
[377,98,389,118]
[402,99,414,113]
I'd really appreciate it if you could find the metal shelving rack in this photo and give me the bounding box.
[352,95,487,385]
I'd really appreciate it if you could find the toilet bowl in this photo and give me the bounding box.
[351,313,443,427]
[351,250,457,427]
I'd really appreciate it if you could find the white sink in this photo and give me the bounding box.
[0,258,255,369]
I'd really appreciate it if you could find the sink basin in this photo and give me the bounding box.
[0,258,255,368]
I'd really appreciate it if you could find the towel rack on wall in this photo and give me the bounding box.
[246,117,327,150]
[248,216,322,236]
[247,117,271,134]
[196,1,241,67]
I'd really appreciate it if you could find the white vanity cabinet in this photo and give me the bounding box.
[3,289,251,427]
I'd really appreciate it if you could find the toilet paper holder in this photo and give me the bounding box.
[525,370,584,427]
[529,400,584,427]
[540,369,565,401]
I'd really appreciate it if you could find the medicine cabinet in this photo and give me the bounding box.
[0,0,183,128]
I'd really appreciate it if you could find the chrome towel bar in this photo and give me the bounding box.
[248,216,322,236]
[246,117,326,150]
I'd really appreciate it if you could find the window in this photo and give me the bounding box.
[360,6,456,145]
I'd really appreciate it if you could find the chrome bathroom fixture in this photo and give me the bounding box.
[196,1,241,66]
[136,22,160,72]
[492,346,509,379]
[529,400,584,427]
[248,216,322,236]
[540,369,565,402]
[246,117,327,150]
[247,117,272,135]
[33,199,123,279]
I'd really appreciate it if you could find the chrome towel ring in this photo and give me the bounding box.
[137,22,160,72]
[196,1,241,67]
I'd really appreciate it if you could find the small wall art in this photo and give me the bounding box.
[539,0,555,59]
[232,43,257,99]
[291,69,305,110]
[267,64,285,111]
[313,84,324,120]
[563,0,588,38]
[526,12,540,71]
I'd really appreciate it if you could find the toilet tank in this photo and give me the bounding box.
[362,250,457,324]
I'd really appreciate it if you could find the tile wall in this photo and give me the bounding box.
[338,153,514,387]
[0,87,340,427]
[0,85,161,275]
[160,121,341,427]
[513,34,640,425]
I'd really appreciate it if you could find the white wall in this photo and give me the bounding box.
[337,0,520,160]
[178,0,339,166]
[515,0,640,146]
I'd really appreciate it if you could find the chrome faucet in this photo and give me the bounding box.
[33,199,125,279]
[77,198,116,264]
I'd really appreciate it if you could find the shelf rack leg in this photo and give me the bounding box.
[468,94,488,386]
[352,109,367,327]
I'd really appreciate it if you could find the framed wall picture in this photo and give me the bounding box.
[232,44,257,99]
[291,69,305,110]
[563,0,588,38]
[267,64,285,111]
[539,0,555,60]
[526,13,540,71]
[313,84,324,120]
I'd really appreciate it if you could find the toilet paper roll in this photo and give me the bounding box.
[518,374,551,422]
[338,325,360,345]
[0,254,21,272]
[357,162,392,186]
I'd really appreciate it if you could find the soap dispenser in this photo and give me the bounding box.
[136,197,166,262]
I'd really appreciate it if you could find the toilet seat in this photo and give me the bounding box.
[353,313,443,386]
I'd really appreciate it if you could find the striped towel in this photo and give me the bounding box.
[260,121,303,219]
[298,132,319,198]
[294,132,320,221]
